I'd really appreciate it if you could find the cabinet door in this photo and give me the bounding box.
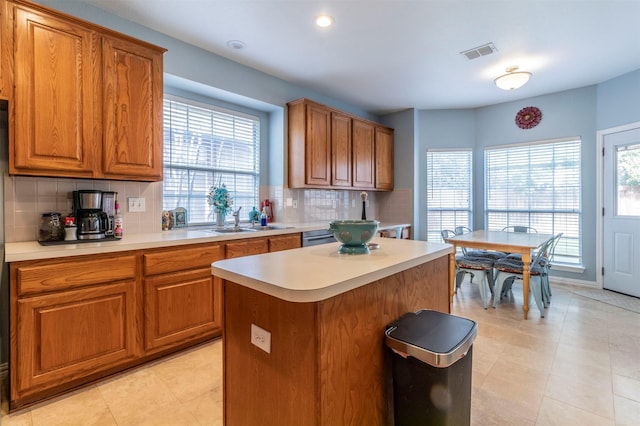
[352,119,375,188]
[144,269,222,352]
[102,36,163,181]
[14,280,139,402]
[375,127,394,190]
[12,5,96,176]
[226,238,269,258]
[269,233,301,252]
[331,112,352,187]
[304,103,332,186]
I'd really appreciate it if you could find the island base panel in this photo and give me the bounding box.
[223,255,449,425]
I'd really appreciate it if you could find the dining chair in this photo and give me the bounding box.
[492,236,555,317]
[502,225,537,233]
[503,232,563,306]
[442,229,498,309]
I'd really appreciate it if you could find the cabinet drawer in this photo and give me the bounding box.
[14,253,137,296]
[143,243,225,276]
[269,234,301,252]
[226,238,268,259]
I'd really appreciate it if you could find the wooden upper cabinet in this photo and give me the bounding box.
[12,5,97,176]
[288,99,331,187]
[6,0,166,181]
[352,119,375,188]
[331,112,352,187]
[101,36,163,180]
[375,127,394,190]
[288,98,393,191]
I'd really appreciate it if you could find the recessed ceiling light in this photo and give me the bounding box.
[226,40,246,50]
[315,15,334,28]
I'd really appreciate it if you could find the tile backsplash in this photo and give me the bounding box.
[4,174,163,242]
[4,173,413,243]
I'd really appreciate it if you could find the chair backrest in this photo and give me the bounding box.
[532,236,554,266]
[454,226,472,235]
[542,233,563,262]
[502,226,537,233]
[440,229,456,242]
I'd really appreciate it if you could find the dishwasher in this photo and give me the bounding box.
[302,229,336,247]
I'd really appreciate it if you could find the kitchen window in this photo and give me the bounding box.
[163,96,260,224]
[426,149,473,242]
[485,137,582,265]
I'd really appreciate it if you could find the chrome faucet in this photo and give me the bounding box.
[232,207,242,229]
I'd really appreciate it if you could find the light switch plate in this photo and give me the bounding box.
[128,197,146,212]
[251,324,271,353]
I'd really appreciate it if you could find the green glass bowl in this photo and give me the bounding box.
[328,220,379,254]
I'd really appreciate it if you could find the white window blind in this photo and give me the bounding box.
[485,138,581,264]
[427,149,473,242]
[163,96,260,224]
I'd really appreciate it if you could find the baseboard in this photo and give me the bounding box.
[550,276,598,289]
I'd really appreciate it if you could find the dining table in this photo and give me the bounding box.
[444,230,554,319]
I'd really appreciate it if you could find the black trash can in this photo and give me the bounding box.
[385,309,477,426]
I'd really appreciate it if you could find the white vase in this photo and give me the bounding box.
[216,212,225,227]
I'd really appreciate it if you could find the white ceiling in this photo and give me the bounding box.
[80,0,640,114]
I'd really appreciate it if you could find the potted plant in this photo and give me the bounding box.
[207,183,233,227]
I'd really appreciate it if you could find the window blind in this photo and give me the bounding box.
[163,97,260,224]
[427,149,473,242]
[485,138,581,264]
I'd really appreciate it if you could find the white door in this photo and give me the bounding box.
[603,125,640,297]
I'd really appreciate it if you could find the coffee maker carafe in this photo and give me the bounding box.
[73,190,108,240]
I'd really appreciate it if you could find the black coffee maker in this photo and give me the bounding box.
[73,190,109,240]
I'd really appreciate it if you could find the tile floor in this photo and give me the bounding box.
[1,281,640,425]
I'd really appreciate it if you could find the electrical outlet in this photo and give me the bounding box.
[293,199,298,209]
[128,197,146,212]
[251,324,271,353]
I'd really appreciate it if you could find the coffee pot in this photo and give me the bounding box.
[73,190,109,240]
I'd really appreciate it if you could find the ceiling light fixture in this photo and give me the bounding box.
[315,14,334,28]
[494,66,531,90]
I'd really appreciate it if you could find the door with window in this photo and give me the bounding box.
[603,125,640,297]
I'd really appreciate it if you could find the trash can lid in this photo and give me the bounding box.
[385,309,477,368]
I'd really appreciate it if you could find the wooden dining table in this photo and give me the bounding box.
[444,230,554,319]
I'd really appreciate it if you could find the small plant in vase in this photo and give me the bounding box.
[207,183,233,227]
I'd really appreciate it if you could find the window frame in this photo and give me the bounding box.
[162,94,262,226]
[484,137,582,265]
[426,148,473,242]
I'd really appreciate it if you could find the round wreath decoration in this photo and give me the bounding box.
[515,106,542,129]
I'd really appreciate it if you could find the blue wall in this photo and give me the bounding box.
[32,1,640,285]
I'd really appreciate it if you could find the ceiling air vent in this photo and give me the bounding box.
[460,43,497,60]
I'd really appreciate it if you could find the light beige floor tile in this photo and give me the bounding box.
[0,410,33,426]
[613,374,640,403]
[614,395,640,425]
[30,386,116,426]
[182,386,223,426]
[535,396,615,426]
[97,368,184,425]
[545,371,615,420]
[611,349,640,381]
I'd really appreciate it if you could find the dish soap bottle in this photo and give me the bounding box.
[114,199,124,239]
[260,207,268,227]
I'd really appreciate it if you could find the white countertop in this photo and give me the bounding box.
[211,237,450,303]
[5,222,411,262]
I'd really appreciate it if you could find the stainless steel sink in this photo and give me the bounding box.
[207,227,258,233]
[253,225,294,230]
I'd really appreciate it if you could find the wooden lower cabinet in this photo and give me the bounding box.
[143,270,222,352]
[9,234,301,409]
[142,243,225,353]
[10,253,140,408]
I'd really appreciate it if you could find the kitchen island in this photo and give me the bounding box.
[211,237,451,425]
